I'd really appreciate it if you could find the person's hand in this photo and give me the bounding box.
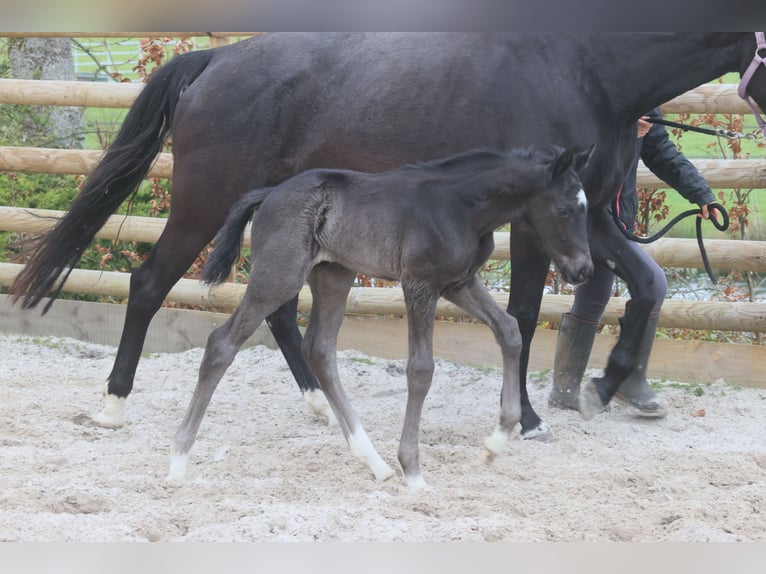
[700,203,722,222]
[637,116,652,138]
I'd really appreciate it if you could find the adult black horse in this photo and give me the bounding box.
[10,33,766,438]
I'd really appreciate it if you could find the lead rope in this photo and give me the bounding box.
[612,199,729,284]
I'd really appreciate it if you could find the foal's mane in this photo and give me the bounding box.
[405,146,553,173]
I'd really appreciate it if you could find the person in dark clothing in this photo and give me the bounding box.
[549,107,718,417]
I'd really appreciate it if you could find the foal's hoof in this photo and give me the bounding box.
[304,389,338,427]
[519,422,554,442]
[482,448,498,465]
[579,381,607,420]
[165,453,189,484]
[483,425,510,460]
[405,474,431,493]
[92,394,126,428]
[548,387,580,411]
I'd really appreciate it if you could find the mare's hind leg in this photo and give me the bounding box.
[397,280,439,492]
[266,296,335,426]
[93,215,217,428]
[93,215,324,429]
[302,263,394,482]
[443,277,522,461]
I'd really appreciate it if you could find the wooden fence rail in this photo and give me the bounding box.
[1,262,764,332]
[0,78,760,116]
[2,206,766,272]
[2,146,765,189]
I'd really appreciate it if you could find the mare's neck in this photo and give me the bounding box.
[581,33,746,126]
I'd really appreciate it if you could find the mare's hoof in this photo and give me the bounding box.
[92,394,126,428]
[519,421,554,442]
[579,381,607,420]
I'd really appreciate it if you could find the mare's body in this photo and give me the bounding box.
[11,33,766,436]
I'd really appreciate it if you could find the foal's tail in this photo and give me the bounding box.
[202,188,276,286]
[9,48,215,313]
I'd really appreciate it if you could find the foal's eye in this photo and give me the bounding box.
[556,207,569,218]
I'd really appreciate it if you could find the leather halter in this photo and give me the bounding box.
[737,32,766,133]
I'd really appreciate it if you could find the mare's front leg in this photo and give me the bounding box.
[302,263,395,482]
[443,277,522,461]
[506,224,553,441]
[578,208,657,419]
[398,280,439,492]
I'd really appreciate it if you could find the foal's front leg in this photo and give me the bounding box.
[443,277,523,461]
[398,281,439,492]
[302,264,395,482]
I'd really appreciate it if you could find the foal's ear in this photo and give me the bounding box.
[551,143,596,179]
[574,143,596,172]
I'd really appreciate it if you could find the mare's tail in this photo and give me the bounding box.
[202,188,276,285]
[9,48,215,313]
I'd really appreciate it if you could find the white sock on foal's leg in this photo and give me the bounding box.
[348,429,395,481]
[482,425,511,463]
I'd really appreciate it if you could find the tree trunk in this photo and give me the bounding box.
[7,37,84,149]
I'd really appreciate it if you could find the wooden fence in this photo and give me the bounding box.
[0,37,765,388]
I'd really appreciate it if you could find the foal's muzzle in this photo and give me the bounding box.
[560,259,594,287]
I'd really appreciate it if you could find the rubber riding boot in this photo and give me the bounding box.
[614,313,667,418]
[549,313,598,410]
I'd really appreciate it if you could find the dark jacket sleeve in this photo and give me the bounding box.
[617,107,715,231]
[639,108,715,207]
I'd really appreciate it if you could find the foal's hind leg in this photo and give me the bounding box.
[443,277,522,461]
[302,264,395,482]
[167,249,310,482]
[167,300,277,482]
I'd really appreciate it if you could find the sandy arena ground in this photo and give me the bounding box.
[0,333,764,542]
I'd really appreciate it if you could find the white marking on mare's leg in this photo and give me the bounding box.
[92,390,126,428]
[304,389,338,427]
[166,452,189,483]
[348,429,394,481]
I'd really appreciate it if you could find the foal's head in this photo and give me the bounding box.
[521,144,595,286]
